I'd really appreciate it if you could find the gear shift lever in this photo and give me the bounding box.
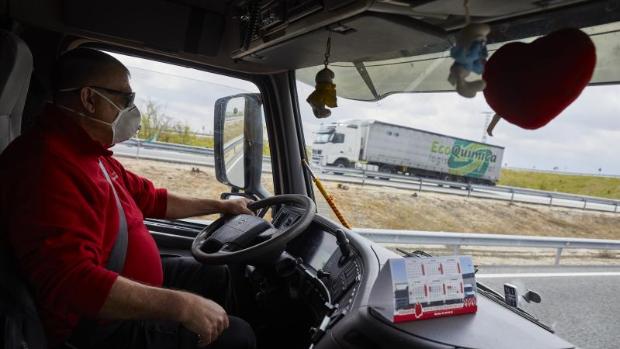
[335,229,351,263]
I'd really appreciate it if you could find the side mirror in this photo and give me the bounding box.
[522,290,542,304]
[214,93,263,193]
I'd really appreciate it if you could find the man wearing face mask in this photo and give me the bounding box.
[0,49,256,349]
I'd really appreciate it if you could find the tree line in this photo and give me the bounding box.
[137,99,214,148]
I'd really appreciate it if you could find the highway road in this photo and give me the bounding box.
[111,143,619,213]
[478,265,620,349]
[112,143,217,167]
[225,150,245,187]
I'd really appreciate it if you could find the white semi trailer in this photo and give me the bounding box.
[311,120,505,185]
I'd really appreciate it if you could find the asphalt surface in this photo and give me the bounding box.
[112,143,217,167]
[477,265,620,349]
[225,150,245,187]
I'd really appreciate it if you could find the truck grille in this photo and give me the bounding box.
[311,149,322,165]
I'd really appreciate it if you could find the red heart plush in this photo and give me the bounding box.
[483,28,596,130]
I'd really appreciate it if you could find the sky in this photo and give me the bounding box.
[111,53,620,176]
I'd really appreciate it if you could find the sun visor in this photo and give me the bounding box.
[241,12,449,69]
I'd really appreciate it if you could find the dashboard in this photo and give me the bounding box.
[273,207,364,322]
[287,225,339,271]
[151,204,574,348]
[266,206,573,349]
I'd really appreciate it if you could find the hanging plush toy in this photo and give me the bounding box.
[448,23,490,98]
[307,67,337,118]
[483,28,596,135]
[307,35,337,118]
[447,0,490,98]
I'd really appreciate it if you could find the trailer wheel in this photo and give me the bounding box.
[332,159,349,174]
[378,165,393,180]
[334,159,349,168]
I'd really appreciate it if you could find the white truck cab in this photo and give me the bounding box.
[312,120,363,168]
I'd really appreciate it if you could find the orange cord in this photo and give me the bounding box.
[303,160,352,229]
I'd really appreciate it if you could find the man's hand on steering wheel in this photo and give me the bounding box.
[192,195,316,265]
[219,197,255,216]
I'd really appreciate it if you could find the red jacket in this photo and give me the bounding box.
[0,104,168,346]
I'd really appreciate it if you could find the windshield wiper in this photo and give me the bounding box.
[396,248,431,258]
[476,282,554,333]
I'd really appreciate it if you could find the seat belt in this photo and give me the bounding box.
[65,161,130,348]
[98,159,128,273]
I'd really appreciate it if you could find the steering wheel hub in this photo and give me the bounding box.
[191,194,316,264]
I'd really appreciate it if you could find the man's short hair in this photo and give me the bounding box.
[52,48,130,99]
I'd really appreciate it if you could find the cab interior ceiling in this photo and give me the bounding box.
[2,0,620,74]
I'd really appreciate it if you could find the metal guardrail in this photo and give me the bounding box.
[157,219,620,266]
[506,166,620,179]
[223,135,244,151]
[116,139,620,213]
[318,165,620,213]
[123,138,272,162]
[124,138,214,156]
[475,184,620,209]
[355,228,620,265]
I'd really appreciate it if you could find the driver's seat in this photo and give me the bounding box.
[0,29,32,153]
[0,28,47,349]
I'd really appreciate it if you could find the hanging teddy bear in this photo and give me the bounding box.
[307,67,337,118]
[307,34,338,118]
[447,22,491,98]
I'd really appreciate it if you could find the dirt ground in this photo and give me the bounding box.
[322,183,620,240]
[117,157,620,240]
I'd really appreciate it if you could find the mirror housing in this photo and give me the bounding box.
[214,93,263,193]
[522,290,542,304]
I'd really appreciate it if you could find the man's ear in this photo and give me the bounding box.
[79,87,97,113]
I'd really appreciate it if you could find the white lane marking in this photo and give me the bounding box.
[478,271,620,278]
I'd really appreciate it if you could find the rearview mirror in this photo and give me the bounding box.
[213,93,263,192]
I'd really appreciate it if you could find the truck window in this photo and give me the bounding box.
[105,52,273,217]
[314,133,332,144]
[331,133,345,143]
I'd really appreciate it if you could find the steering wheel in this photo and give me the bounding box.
[191,194,316,264]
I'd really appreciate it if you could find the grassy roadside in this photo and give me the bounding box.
[498,169,620,199]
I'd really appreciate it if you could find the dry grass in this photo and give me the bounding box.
[319,181,620,239]
[117,157,620,240]
[499,169,620,199]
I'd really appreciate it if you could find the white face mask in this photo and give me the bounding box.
[58,87,141,145]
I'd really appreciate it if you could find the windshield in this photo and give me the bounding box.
[314,133,333,144]
[296,22,620,349]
